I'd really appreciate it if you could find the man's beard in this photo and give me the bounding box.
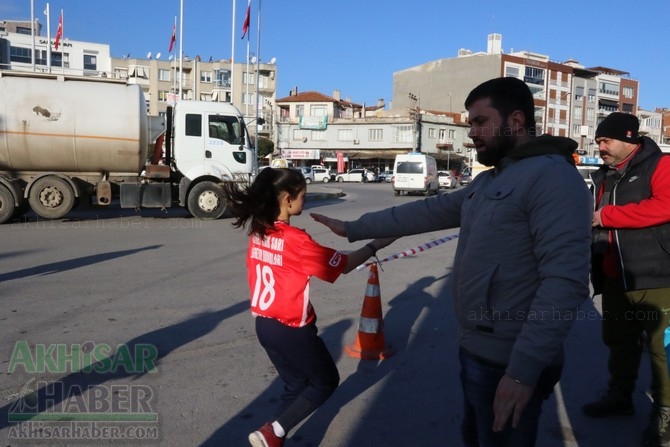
[476,132,516,166]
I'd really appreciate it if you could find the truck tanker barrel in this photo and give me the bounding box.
[0,73,161,174]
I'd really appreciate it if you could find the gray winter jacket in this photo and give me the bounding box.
[346,136,592,386]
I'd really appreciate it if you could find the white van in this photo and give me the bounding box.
[392,153,439,195]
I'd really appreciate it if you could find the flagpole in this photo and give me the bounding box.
[30,0,35,71]
[44,2,51,73]
[178,0,184,100]
[60,9,64,74]
[172,16,177,96]
[254,0,262,167]
[230,0,236,104]
[245,29,250,116]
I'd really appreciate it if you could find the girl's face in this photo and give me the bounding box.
[287,188,306,216]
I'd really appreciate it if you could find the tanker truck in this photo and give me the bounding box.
[0,70,256,224]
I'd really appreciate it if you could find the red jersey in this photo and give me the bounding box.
[246,222,348,327]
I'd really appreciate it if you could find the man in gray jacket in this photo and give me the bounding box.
[311,77,592,447]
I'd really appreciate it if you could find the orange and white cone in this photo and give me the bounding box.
[345,263,395,360]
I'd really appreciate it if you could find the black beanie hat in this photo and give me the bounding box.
[595,112,640,143]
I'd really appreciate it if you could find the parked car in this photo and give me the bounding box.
[437,171,458,189]
[335,169,376,183]
[459,173,472,185]
[295,166,314,183]
[377,170,394,183]
[312,167,334,183]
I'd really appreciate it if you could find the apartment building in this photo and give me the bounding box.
[392,34,649,161]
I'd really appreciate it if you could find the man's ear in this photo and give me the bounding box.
[507,110,526,135]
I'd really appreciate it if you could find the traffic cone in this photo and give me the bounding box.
[345,263,395,360]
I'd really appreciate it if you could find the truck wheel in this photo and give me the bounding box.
[187,181,226,220]
[28,176,75,220]
[0,184,16,224]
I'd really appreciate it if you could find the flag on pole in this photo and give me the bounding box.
[168,21,176,52]
[241,0,251,39]
[54,11,63,50]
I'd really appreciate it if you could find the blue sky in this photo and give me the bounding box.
[2,0,669,110]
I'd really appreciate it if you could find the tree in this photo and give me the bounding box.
[252,136,274,159]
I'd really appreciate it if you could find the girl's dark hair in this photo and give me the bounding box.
[223,167,307,237]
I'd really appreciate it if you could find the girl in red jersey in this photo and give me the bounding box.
[223,167,395,447]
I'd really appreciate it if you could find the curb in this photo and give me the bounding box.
[305,185,344,201]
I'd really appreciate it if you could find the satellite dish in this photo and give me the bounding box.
[269,57,276,64]
[168,54,174,61]
[250,56,257,64]
[155,52,161,59]
[146,51,152,59]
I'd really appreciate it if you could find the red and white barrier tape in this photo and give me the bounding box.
[356,233,459,271]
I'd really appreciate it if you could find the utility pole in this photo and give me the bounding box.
[408,93,420,152]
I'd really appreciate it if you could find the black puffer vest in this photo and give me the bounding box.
[591,137,670,292]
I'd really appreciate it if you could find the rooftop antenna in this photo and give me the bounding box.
[155,52,161,60]
[146,51,152,60]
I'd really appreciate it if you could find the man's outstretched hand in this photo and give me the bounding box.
[310,213,347,237]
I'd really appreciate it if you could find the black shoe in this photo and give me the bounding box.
[641,405,670,447]
[582,389,634,417]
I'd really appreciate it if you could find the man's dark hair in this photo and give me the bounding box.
[464,77,537,136]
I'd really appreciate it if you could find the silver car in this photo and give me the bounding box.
[438,171,458,189]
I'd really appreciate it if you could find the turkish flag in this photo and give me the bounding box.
[168,23,176,52]
[241,0,251,39]
[54,13,63,50]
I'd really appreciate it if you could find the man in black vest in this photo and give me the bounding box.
[583,112,670,447]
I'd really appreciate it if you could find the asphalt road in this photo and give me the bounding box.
[0,182,655,446]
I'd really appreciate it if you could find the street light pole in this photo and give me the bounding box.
[409,93,419,152]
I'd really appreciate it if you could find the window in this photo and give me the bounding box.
[428,128,436,139]
[16,26,32,35]
[438,129,446,140]
[310,105,327,117]
[586,108,595,120]
[158,90,170,101]
[311,130,326,141]
[158,69,170,81]
[505,66,519,78]
[295,105,304,118]
[394,125,413,143]
[449,129,456,139]
[369,128,383,141]
[214,69,231,87]
[50,52,63,67]
[621,103,634,113]
[337,129,353,141]
[209,115,242,144]
[575,86,584,100]
[9,46,31,64]
[573,124,581,136]
[200,71,212,83]
[573,105,582,120]
[524,67,545,85]
[242,92,255,105]
[622,86,634,99]
[185,114,202,136]
[83,54,97,71]
[599,81,619,96]
[588,88,596,103]
[292,129,304,140]
[243,72,254,85]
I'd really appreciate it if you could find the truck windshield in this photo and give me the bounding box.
[208,115,243,145]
